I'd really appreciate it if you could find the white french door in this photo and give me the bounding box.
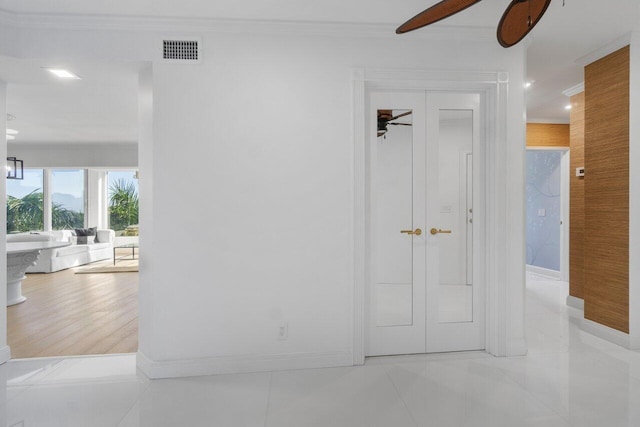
[366,91,485,356]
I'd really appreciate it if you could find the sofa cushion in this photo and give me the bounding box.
[97,229,115,244]
[91,242,111,250]
[49,230,75,242]
[56,245,90,257]
[7,233,54,243]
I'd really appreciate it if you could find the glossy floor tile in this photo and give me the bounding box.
[3,273,640,426]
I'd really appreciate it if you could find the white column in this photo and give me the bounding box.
[0,80,10,364]
[87,169,108,229]
[43,169,52,231]
[136,64,155,371]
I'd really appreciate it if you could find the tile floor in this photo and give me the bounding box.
[4,273,640,426]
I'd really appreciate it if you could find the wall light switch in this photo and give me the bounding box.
[538,208,546,217]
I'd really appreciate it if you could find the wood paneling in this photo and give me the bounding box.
[569,92,585,299]
[584,45,630,333]
[526,123,570,147]
[7,257,138,358]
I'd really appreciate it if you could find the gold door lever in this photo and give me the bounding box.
[430,228,452,235]
[400,228,422,236]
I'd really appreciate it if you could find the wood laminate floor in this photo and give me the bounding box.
[7,257,138,359]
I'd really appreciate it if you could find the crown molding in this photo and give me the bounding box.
[527,118,570,125]
[576,32,632,67]
[562,82,584,97]
[0,7,494,41]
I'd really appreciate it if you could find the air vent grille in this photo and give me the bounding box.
[163,40,199,61]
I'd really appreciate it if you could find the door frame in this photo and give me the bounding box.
[352,68,525,364]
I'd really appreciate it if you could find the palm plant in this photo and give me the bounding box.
[7,189,44,232]
[7,189,85,232]
[52,204,84,229]
[109,179,139,232]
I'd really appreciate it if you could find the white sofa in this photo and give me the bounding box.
[7,229,115,273]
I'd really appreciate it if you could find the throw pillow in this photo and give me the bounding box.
[90,227,99,243]
[75,227,97,245]
[77,235,92,245]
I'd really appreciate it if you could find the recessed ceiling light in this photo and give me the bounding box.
[565,104,572,110]
[6,128,18,135]
[6,135,15,140]
[46,68,81,80]
[525,80,534,89]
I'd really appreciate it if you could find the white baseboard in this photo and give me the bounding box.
[526,264,561,280]
[566,295,584,310]
[137,350,353,379]
[581,318,630,349]
[0,345,11,364]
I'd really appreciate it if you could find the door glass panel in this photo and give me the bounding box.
[375,109,414,327]
[437,110,473,323]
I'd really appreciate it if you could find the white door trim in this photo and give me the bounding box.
[352,68,522,365]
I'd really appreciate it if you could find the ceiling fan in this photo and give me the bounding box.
[378,110,412,138]
[396,0,553,48]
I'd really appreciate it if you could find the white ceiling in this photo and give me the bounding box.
[0,0,639,143]
[1,57,140,144]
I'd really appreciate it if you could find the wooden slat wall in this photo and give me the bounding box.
[569,92,585,299]
[526,123,570,147]
[584,46,630,333]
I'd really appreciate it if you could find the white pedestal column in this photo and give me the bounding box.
[6,250,41,306]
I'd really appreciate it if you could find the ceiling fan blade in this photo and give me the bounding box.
[396,0,482,34]
[497,0,552,47]
[378,109,393,119]
[390,110,412,121]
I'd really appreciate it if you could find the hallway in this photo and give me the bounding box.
[4,274,640,426]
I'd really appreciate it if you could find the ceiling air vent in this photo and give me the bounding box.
[161,39,201,64]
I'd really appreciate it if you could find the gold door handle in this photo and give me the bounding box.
[430,228,452,235]
[400,228,422,236]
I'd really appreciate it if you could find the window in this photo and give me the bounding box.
[107,170,139,236]
[6,169,44,232]
[51,169,86,230]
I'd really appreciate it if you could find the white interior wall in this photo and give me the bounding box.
[143,33,527,375]
[0,20,527,376]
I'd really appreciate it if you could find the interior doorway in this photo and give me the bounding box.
[365,90,485,357]
[4,58,141,359]
[525,148,570,281]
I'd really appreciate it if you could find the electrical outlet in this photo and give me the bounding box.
[278,321,288,340]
